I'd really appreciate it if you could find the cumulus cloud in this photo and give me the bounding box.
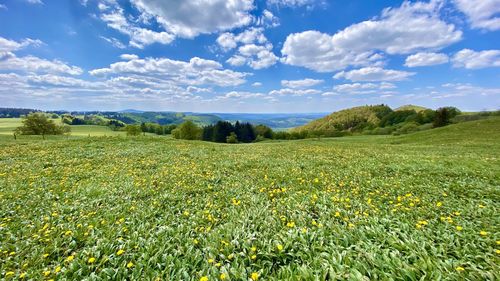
[252,82,262,87]
[281,0,461,72]
[99,5,174,48]
[405,52,449,67]
[267,0,324,8]
[452,49,500,69]
[0,53,83,75]
[333,67,415,82]
[453,0,500,31]
[130,0,254,38]
[281,78,323,88]
[90,56,249,87]
[26,0,43,4]
[227,43,278,70]
[217,28,268,51]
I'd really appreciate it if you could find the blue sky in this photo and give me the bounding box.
[0,0,499,113]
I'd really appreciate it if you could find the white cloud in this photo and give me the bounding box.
[120,54,139,60]
[130,0,254,38]
[281,78,323,88]
[26,0,43,4]
[99,6,174,48]
[267,0,324,8]
[100,36,126,49]
[269,88,321,96]
[217,27,268,51]
[252,82,262,87]
[90,56,249,87]
[333,82,396,94]
[281,1,461,72]
[0,4,7,10]
[227,43,278,69]
[452,49,500,69]
[217,91,265,100]
[0,37,43,53]
[0,53,83,75]
[333,67,415,82]
[404,52,449,67]
[453,0,500,31]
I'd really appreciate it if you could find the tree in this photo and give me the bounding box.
[226,132,238,143]
[125,124,142,136]
[433,107,452,128]
[172,120,201,140]
[254,125,273,139]
[15,113,70,139]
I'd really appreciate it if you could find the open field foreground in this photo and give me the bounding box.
[0,119,499,280]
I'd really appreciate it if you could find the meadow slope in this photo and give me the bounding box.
[0,119,499,280]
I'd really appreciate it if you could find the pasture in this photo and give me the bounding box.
[0,118,499,280]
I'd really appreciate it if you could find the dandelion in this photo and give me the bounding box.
[277,244,283,251]
[54,266,61,273]
[436,202,443,207]
[19,272,26,278]
[251,246,257,252]
[251,254,256,260]
[127,261,134,268]
[480,230,488,236]
[286,221,295,228]
[117,249,125,256]
[64,230,72,236]
[200,276,209,281]
[456,226,463,231]
[456,266,465,272]
[251,272,259,281]
[65,255,74,262]
[220,273,226,280]
[43,270,51,277]
[208,258,214,264]
[43,253,49,258]
[88,257,96,264]
[5,272,15,278]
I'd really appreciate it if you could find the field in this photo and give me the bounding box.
[0,118,499,280]
[0,118,126,137]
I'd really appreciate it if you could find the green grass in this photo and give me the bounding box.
[0,118,126,137]
[0,119,499,280]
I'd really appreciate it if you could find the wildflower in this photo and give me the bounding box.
[456,226,463,231]
[456,266,465,272]
[65,255,74,262]
[43,270,51,277]
[208,258,214,264]
[436,202,442,207]
[43,253,49,258]
[251,254,256,260]
[220,273,226,280]
[495,249,500,254]
[88,257,96,264]
[228,254,234,260]
[480,231,488,236]
[200,276,209,281]
[286,221,295,228]
[5,272,15,278]
[54,266,61,273]
[251,246,257,252]
[277,244,283,251]
[127,261,134,268]
[64,230,72,236]
[251,272,259,281]
[117,249,125,256]
[19,272,26,278]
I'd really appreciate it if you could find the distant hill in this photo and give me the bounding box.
[215,113,328,129]
[395,105,428,112]
[293,105,391,132]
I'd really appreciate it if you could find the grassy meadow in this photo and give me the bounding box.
[0,118,499,280]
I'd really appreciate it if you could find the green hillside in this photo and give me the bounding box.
[390,116,500,146]
[294,105,390,132]
[395,105,428,112]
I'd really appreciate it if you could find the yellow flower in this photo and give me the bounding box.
[5,272,15,278]
[251,254,256,260]
[88,257,96,264]
[43,253,49,258]
[251,246,257,252]
[480,231,488,236]
[208,258,214,264]
[43,270,51,276]
[277,244,283,251]
[19,272,26,278]
[200,276,209,281]
[220,273,226,280]
[251,272,259,281]
[227,254,234,260]
[436,202,443,207]
[456,266,465,272]
[117,249,125,256]
[64,230,72,236]
[286,221,295,228]
[127,261,134,268]
[65,255,74,262]
[54,266,61,273]
[456,226,463,231]
[495,249,500,254]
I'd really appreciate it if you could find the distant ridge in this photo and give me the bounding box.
[119,109,144,113]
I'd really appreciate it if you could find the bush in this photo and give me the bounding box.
[226,132,238,143]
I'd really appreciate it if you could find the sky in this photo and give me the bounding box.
[0,0,499,113]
